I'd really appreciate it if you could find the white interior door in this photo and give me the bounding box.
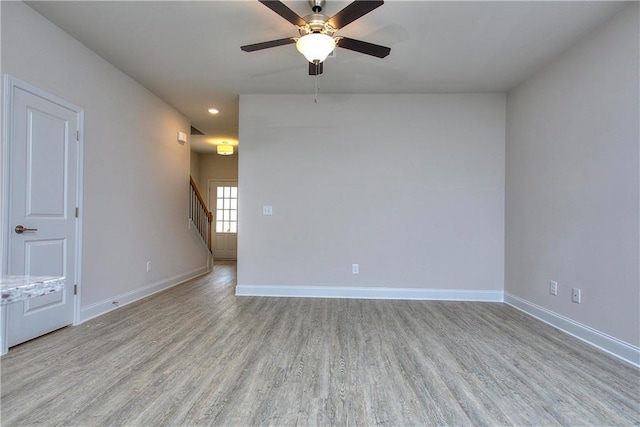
[209,181,238,260]
[5,79,82,347]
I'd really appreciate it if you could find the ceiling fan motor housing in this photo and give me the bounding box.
[299,13,336,36]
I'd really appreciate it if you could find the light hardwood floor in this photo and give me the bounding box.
[1,261,638,426]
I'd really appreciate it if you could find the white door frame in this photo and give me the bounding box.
[1,75,84,335]
[208,179,238,259]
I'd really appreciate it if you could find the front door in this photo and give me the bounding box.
[4,78,82,347]
[209,181,238,260]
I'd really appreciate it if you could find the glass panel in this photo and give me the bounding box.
[214,184,238,234]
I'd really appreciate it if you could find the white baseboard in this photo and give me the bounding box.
[79,266,210,323]
[235,284,503,302]
[504,292,640,368]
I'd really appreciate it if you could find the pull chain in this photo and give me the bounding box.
[315,73,319,103]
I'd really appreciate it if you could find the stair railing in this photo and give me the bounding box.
[189,176,213,252]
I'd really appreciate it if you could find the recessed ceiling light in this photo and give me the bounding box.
[208,108,219,115]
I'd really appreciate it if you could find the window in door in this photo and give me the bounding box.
[216,186,237,233]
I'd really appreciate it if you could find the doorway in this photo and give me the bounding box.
[208,180,238,260]
[2,76,83,352]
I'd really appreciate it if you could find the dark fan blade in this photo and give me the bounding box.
[259,0,306,26]
[241,37,296,52]
[328,0,384,29]
[337,37,390,58]
[309,61,324,76]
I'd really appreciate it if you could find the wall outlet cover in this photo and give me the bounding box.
[549,281,558,296]
[572,287,581,304]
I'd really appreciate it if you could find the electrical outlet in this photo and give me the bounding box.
[549,281,558,296]
[262,205,273,216]
[572,287,581,304]
[352,264,359,274]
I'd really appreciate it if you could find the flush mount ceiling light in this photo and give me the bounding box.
[208,108,219,115]
[217,142,234,156]
[296,33,336,64]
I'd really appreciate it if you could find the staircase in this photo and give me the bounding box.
[189,176,213,253]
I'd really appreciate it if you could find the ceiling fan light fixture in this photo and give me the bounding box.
[296,33,335,63]
[217,143,234,156]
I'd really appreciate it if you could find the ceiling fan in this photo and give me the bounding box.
[241,0,391,76]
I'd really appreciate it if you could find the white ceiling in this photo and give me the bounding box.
[26,0,626,153]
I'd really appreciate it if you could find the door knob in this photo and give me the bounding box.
[14,225,38,234]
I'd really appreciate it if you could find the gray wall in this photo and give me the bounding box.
[505,3,639,346]
[1,2,208,314]
[194,153,239,205]
[190,151,201,189]
[238,94,505,290]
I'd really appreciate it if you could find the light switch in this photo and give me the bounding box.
[262,205,273,216]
